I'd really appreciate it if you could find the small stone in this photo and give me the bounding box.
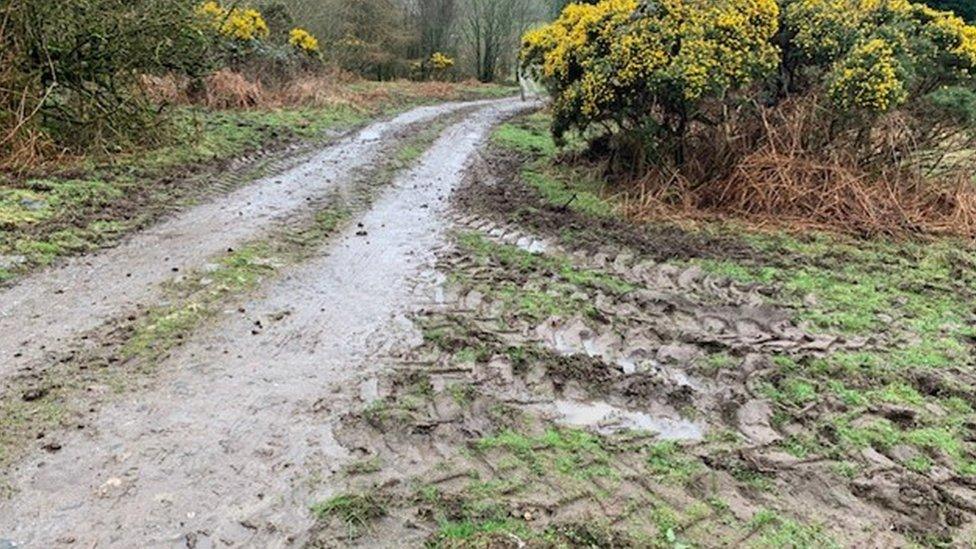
[41,441,62,453]
[22,387,47,402]
[97,477,123,497]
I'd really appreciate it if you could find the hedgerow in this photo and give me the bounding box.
[0,0,213,161]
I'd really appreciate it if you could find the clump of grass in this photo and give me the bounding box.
[344,457,382,476]
[312,491,388,534]
[456,231,633,321]
[645,441,702,485]
[491,116,613,218]
[475,428,616,480]
[748,509,838,549]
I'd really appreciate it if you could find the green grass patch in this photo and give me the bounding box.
[491,113,613,218]
[312,491,388,534]
[475,428,617,480]
[492,120,557,156]
[456,231,634,320]
[645,441,702,485]
[747,509,838,549]
[522,167,613,218]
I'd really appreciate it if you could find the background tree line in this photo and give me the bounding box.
[280,0,563,82]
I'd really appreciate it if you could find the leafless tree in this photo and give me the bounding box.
[402,0,457,57]
[461,0,541,82]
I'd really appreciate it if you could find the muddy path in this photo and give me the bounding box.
[0,98,507,382]
[290,129,976,547]
[0,98,535,547]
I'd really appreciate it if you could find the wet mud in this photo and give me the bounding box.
[311,146,976,548]
[0,99,504,382]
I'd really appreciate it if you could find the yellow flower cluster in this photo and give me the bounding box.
[916,4,976,68]
[785,0,976,113]
[197,1,269,42]
[521,0,780,132]
[829,38,907,112]
[430,52,455,70]
[786,0,976,68]
[289,28,319,54]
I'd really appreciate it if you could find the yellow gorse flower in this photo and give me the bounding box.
[828,38,907,112]
[289,28,319,53]
[525,0,976,129]
[197,1,269,42]
[521,0,780,131]
[430,52,455,70]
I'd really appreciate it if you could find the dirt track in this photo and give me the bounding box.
[0,98,535,547]
[0,98,506,382]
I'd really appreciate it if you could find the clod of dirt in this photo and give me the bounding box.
[40,441,61,453]
[736,399,781,445]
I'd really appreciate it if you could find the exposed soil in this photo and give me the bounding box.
[454,150,760,264]
[0,98,503,383]
[307,141,976,547]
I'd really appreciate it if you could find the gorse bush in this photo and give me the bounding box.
[412,52,458,81]
[522,0,780,167]
[289,28,321,55]
[198,1,270,41]
[197,1,322,76]
[522,0,976,235]
[923,0,975,22]
[783,0,976,110]
[523,0,976,161]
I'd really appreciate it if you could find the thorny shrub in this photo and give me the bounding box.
[521,0,976,235]
[0,0,325,167]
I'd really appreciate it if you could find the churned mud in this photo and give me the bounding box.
[4,105,976,548]
[307,133,976,548]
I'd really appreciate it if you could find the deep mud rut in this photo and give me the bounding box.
[0,98,535,546]
[300,153,976,546]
